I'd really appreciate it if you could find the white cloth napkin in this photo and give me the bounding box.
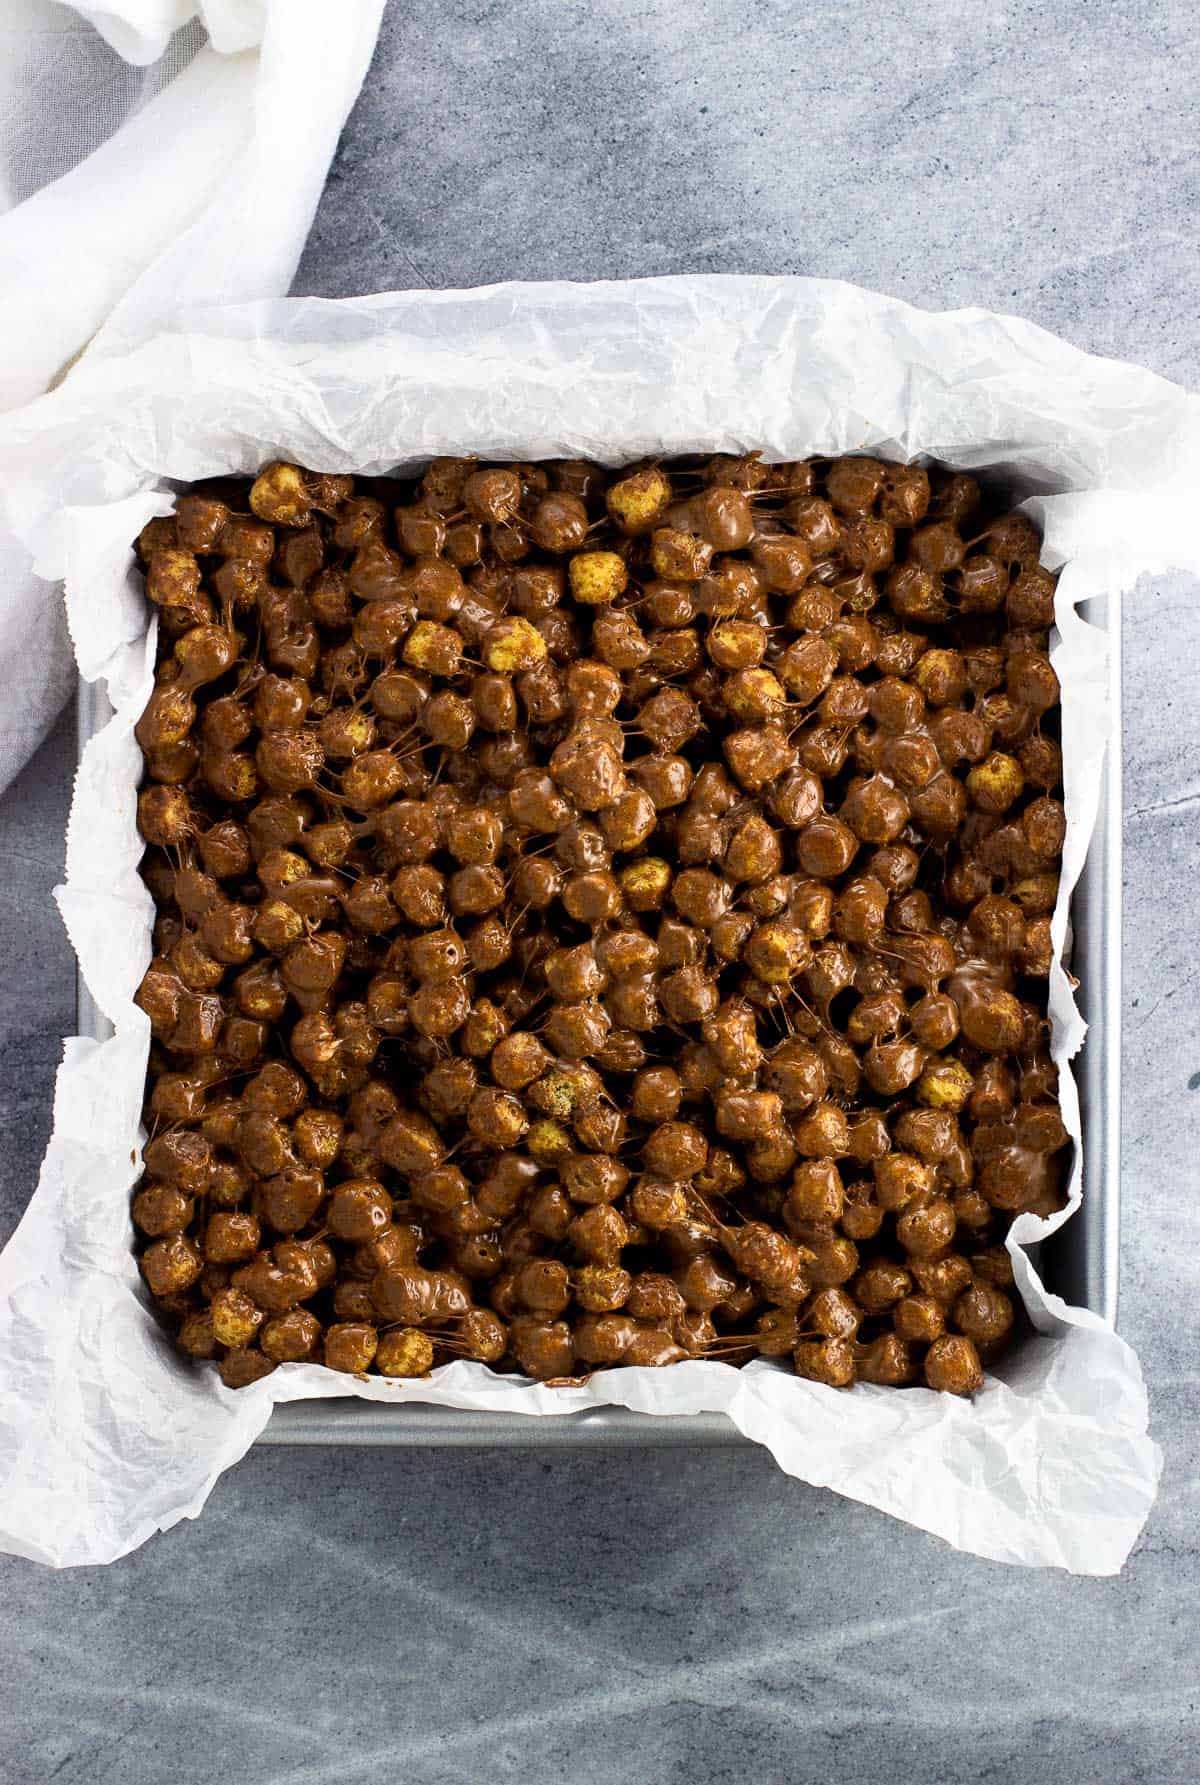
[0,0,384,792]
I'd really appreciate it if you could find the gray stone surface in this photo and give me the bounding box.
[0,701,76,1256]
[298,0,1200,392]
[2,6,1199,1783]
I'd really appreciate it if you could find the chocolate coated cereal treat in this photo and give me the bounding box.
[132,454,1067,1395]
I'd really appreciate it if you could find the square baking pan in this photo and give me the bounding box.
[76,592,1121,1447]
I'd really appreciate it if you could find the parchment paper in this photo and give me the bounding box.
[2,276,1195,1572]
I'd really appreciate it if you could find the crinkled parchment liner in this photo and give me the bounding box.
[3,277,1196,1570]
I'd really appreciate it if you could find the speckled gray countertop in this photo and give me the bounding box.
[2,5,1199,1781]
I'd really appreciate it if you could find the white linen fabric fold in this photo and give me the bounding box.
[0,274,1193,1572]
[0,0,384,790]
[78,2,266,64]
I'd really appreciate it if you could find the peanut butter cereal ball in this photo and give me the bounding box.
[376,1328,435,1377]
[923,1333,984,1395]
